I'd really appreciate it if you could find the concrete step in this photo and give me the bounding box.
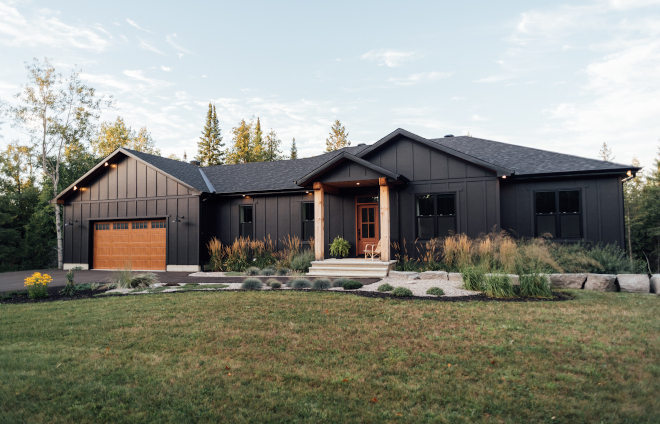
[310,260,396,268]
[307,270,388,278]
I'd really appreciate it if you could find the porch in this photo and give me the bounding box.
[307,258,397,278]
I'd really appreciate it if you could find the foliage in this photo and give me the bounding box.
[24,272,52,298]
[245,267,260,276]
[519,273,552,298]
[267,279,281,289]
[131,273,158,288]
[259,268,275,276]
[206,237,276,272]
[392,287,413,297]
[276,268,290,276]
[225,118,269,164]
[290,137,298,159]
[461,265,486,292]
[325,119,351,152]
[290,278,311,289]
[426,287,445,296]
[110,262,134,288]
[197,103,224,166]
[377,284,394,292]
[60,269,76,296]
[290,250,314,273]
[342,280,363,290]
[392,240,421,271]
[586,243,647,274]
[332,278,348,288]
[241,278,263,290]
[262,129,284,162]
[276,235,302,269]
[312,278,332,290]
[91,116,159,157]
[443,234,472,271]
[329,236,351,257]
[483,273,516,298]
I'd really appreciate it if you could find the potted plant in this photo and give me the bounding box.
[329,236,351,259]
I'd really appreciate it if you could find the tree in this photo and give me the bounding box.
[262,129,283,162]
[91,116,159,157]
[599,142,615,162]
[325,119,350,152]
[290,137,298,159]
[197,103,224,166]
[624,157,644,266]
[225,119,253,164]
[9,58,111,269]
[252,117,264,161]
[0,142,36,193]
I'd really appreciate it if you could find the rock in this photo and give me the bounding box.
[651,275,660,295]
[420,271,448,280]
[389,271,420,280]
[617,274,650,293]
[584,274,617,292]
[448,273,463,282]
[485,273,520,285]
[548,274,587,289]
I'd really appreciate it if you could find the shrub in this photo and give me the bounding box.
[519,273,552,298]
[392,287,413,297]
[312,278,332,290]
[246,267,260,276]
[24,272,52,299]
[259,268,275,276]
[266,279,281,289]
[131,273,158,288]
[241,278,263,290]
[342,280,363,290]
[587,243,647,274]
[426,287,445,296]
[290,250,314,273]
[329,236,351,258]
[252,237,277,269]
[443,234,472,271]
[483,273,517,298]
[207,237,224,271]
[461,265,486,292]
[290,278,312,289]
[549,243,602,273]
[276,268,290,276]
[276,235,302,269]
[392,239,421,271]
[61,269,76,296]
[377,283,394,292]
[111,261,134,288]
[332,278,349,287]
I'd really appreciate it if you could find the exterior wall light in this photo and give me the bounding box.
[172,215,185,223]
[627,170,632,177]
[502,176,507,179]
[105,162,109,166]
[73,186,77,190]
[356,182,360,185]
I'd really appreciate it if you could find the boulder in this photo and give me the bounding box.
[420,271,448,280]
[485,273,520,285]
[584,274,617,292]
[448,272,463,283]
[548,274,587,289]
[389,271,420,280]
[651,275,660,295]
[617,274,650,294]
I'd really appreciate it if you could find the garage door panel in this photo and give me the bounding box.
[93,220,166,271]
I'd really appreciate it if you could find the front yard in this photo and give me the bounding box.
[1,289,658,423]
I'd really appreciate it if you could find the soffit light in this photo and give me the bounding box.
[356,182,360,185]
[104,162,109,167]
[627,170,632,177]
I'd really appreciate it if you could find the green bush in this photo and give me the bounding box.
[312,278,332,290]
[130,273,158,288]
[60,269,76,296]
[290,250,314,273]
[245,267,260,276]
[241,278,263,290]
[259,268,275,276]
[110,265,134,288]
[426,287,445,296]
[332,278,349,287]
[276,268,290,276]
[392,287,413,297]
[483,273,517,298]
[266,279,281,289]
[519,273,552,298]
[587,243,647,274]
[290,278,312,289]
[342,280,363,290]
[461,265,486,292]
[425,260,444,271]
[377,283,394,292]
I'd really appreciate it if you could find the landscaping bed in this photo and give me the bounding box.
[0,285,113,304]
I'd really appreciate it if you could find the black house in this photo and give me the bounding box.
[52,129,638,271]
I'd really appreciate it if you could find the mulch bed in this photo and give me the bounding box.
[1,286,113,304]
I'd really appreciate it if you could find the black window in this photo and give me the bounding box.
[416,193,456,239]
[535,190,581,238]
[302,202,314,241]
[151,221,165,229]
[113,223,128,230]
[132,222,148,230]
[239,205,253,239]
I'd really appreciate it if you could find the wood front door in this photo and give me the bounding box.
[356,204,379,255]
[93,220,166,270]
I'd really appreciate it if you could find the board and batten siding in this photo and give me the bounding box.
[62,155,201,268]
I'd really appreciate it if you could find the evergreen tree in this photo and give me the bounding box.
[252,117,264,161]
[225,119,254,164]
[262,129,283,162]
[290,137,298,159]
[197,103,224,166]
[325,119,351,152]
[599,142,615,162]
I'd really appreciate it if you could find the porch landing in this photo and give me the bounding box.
[307,259,397,278]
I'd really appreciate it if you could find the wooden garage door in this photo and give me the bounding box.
[93,220,166,270]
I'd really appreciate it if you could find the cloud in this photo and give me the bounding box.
[126,18,153,34]
[474,75,511,83]
[361,49,419,67]
[0,3,108,51]
[166,33,192,54]
[138,38,163,55]
[388,71,451,86]
[161,66,171,71]
[122,70,173,89]
[471,114,489,121]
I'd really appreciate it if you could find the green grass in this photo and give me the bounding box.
[1,290,659,423]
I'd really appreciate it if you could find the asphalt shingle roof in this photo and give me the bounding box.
[430,136,632,176]
[124,148,210,192]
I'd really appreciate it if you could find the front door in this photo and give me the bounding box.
[356,204,379,255]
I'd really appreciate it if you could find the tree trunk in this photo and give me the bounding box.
[626,203,633,267]
[53,178,63,269]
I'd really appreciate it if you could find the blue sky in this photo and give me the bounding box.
[0,0,659,171]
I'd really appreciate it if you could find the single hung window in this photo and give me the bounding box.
[302,202,314,241]
[416,193,456,239]
[535,190,581,238]
[239,205,254,239]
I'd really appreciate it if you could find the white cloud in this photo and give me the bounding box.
[166,33,192,54]
[387,71,451,86]
[177,53,184,59]
[474,75,510,83]
[471,114,489,121]
[161,66,171,71]
[0,3,108,51]
[361,49,419,67]
[138,38,163,55]
[126,18,153,34]
[122,70,173,89]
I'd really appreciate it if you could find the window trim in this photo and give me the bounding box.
[415,192,457,240]
[534,189,583,239]
[239,204,254,239]
[301,201,314,242]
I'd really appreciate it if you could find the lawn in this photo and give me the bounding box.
[1,290,658,423]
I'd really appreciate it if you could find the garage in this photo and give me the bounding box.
[93,220,167,270]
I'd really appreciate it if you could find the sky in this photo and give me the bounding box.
[0,0,659,171]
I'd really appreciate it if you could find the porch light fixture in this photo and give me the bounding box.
[104,162,109,167]
[73,186,78,190]
[502,176,507,179]
[356,182,360,185]
[627,170,632,177]
[172,215,185,223]
[64,219,78,227]
[242,194,246,197]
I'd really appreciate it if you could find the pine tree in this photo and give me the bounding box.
[599,142,614,162]
[325,119,350,152]
[252,117,264,161]
[197,103,224,166]
[225,119,253,164]
[290,137,298,159]
[263,129,283,162]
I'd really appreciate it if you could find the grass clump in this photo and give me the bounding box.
[290,278,312,289]
[392,287,413,297]
[377,283,394,292]
[241,278,263,290]
[332,278,349,288]
[483,273,516,298]
[342,280,363,290]
[290,250,314,273]
[519,273,552,298]
[276,268,290,276]
[130,273,158,288]
[266,279,281,289]
[426,287,445,296]
[259,268,275,276]
[245,267,260,276]
[312,279,332,290]
[461,265,486,292]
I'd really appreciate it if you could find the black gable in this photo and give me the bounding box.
[124,148,210,192]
